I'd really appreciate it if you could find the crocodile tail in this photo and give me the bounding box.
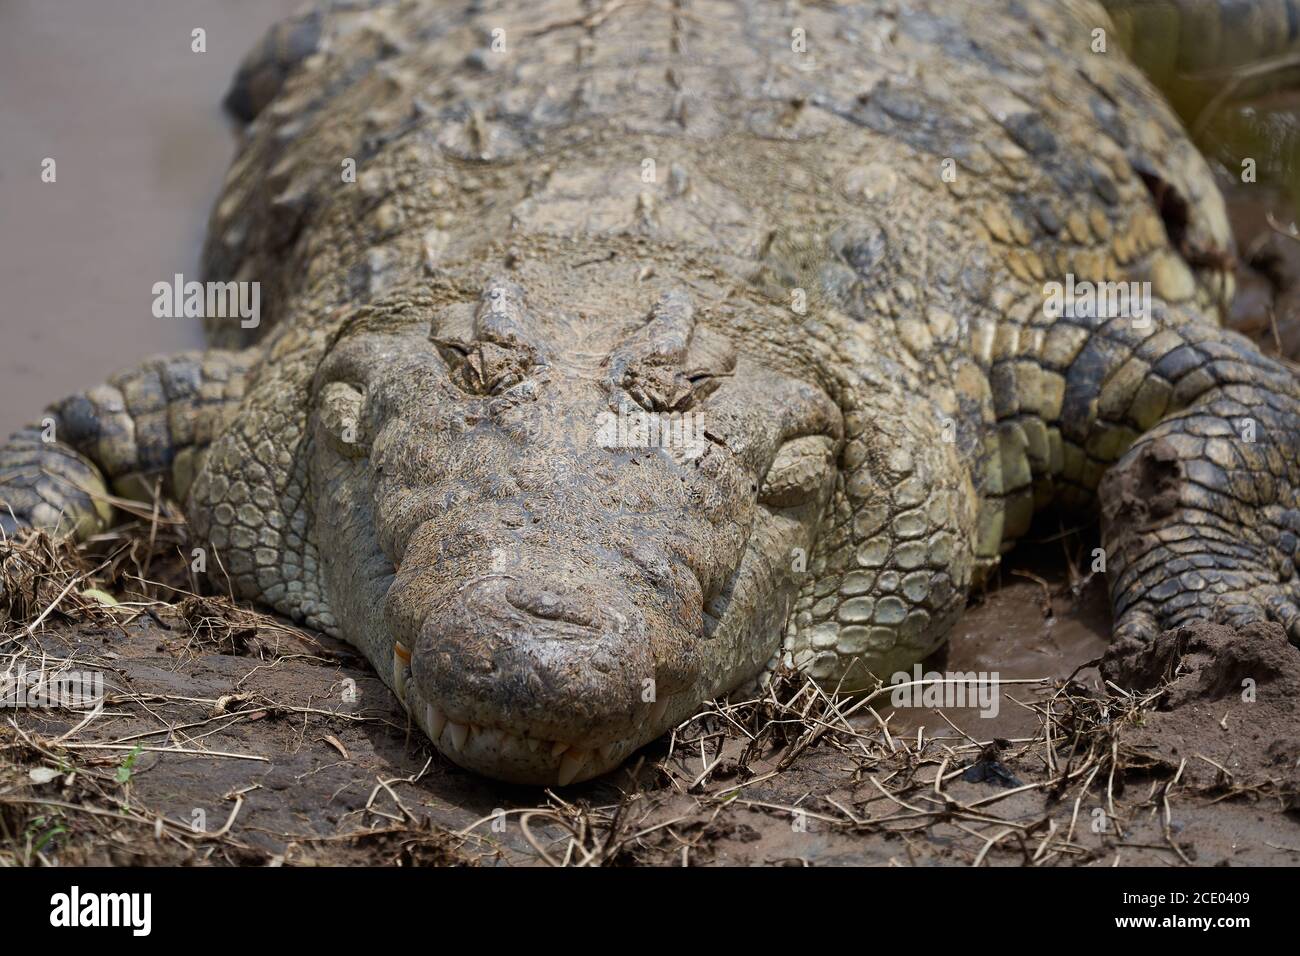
[1102,1,1300,263]
[1103,0,1300,85]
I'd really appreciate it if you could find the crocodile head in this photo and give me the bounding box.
[309,271,841,784]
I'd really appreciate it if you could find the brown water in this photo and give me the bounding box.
[0,0,301,435]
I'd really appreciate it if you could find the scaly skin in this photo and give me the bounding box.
[3,0,1299,785]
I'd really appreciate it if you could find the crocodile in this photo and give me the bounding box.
[3,0,1300,785]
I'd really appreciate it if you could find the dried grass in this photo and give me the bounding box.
[0,513,1261,867]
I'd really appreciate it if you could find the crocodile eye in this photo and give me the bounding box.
[620,365,715,413]
[319,381,367,457]
[434,338,532,396]
[759,435,836,508]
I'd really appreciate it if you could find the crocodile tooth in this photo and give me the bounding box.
[445,721,470,752]
[551,740,569,757]
[649,697,669,725]
[557,749,589,786]
[525,737,540,753]
[392,659,405,696]
[425,703,447,738]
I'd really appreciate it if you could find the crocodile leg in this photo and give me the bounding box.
[1096,305,1300,648]
[0,350,255,539]
[782,372,980,691]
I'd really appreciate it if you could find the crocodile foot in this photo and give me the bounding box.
[1102,424,1300,652]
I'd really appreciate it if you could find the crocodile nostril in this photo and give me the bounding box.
[504,582,600,628]
[523,589,562,618]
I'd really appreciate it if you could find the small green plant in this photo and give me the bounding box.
[115,745,144,784]
[25,814,67,860]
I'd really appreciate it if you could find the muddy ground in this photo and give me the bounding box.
[3,103,1300,871]
[2,518,1298,867]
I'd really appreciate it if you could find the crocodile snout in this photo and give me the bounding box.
[402,557,698,784]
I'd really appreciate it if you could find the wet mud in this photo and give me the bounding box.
[2,528,1296,867]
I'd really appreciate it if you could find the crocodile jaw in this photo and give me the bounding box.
[397,674,695,785]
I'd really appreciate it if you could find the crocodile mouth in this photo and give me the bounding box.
[378,538,705,784]
[391,642,679,785]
